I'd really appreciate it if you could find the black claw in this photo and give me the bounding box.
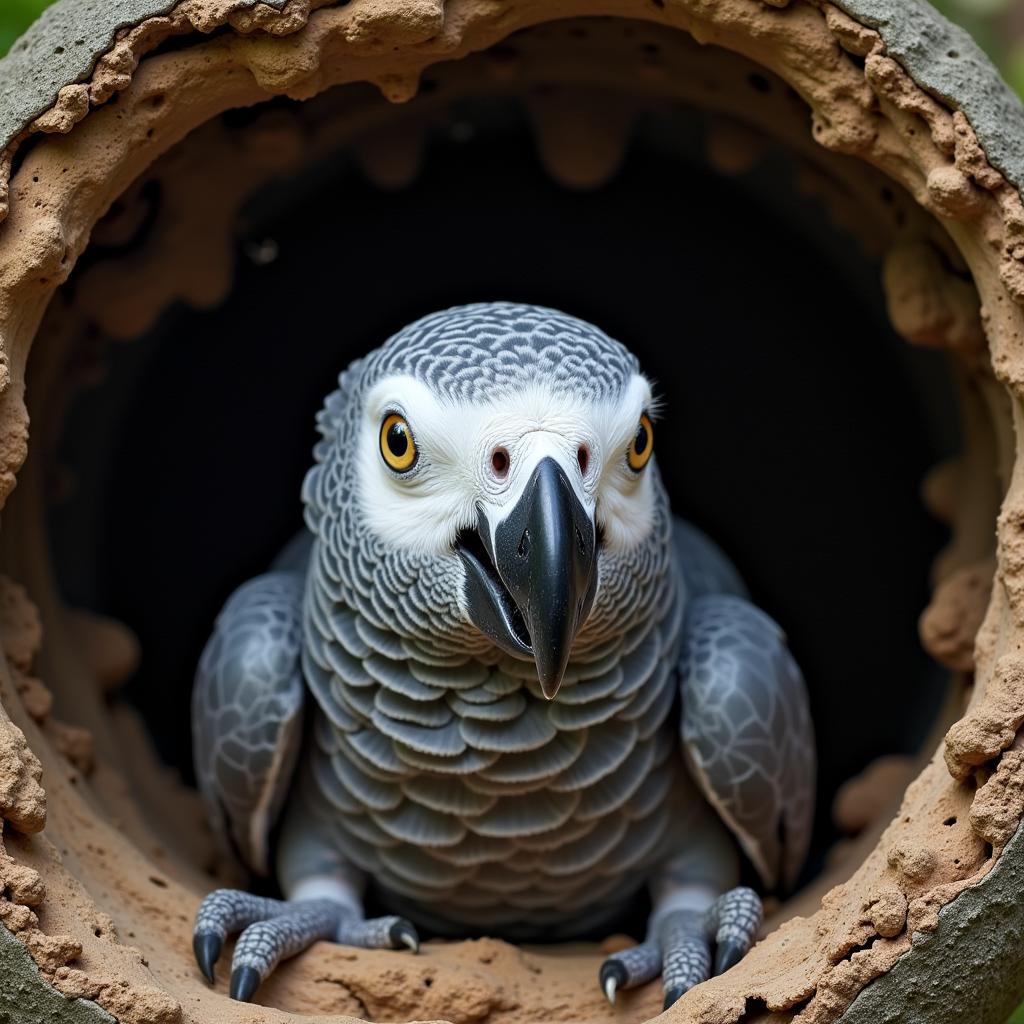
[229,965,262,1002]
[599,960,627,986]
[390,918,420,953]
[599,960,627,1004]
[714,939,746,976]
[663,985,685,1011]
[192,932,221,984]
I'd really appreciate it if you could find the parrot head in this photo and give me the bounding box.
[304,303,672,699]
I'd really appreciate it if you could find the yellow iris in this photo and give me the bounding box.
[627,413,654,472]
[380,413,417,472]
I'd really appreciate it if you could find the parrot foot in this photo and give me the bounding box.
[192,888,419,1002]
[709,885,762,976]
[597,886,762,1009]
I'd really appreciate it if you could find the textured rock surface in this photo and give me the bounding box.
[0,925,114,1024]
[0,0,285,149]
[840,819,1024,1024]
[838,0,1024,195]
[0,0,1021,205]
[0,1,1018,1023]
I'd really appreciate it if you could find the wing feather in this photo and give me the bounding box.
[192,570,305,875]
[678,593,815,891]
[673,519,749,601]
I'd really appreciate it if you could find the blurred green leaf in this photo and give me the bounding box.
[0,0,54,56]
[1006,43,1024,97]
[956,0,1013,15]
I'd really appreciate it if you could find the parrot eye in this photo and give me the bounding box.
[627,413,654,472]
[380,413,418,473]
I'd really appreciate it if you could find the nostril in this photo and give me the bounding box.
[491,447,510,479]
[577,445,590,475]
[518,529,530,558]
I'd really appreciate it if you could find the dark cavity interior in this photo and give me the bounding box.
[45,83,958,880]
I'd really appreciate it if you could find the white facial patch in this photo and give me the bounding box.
[358,373,658,556]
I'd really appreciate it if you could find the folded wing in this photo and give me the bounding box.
[678,593,815,891]
[192,571,305,875]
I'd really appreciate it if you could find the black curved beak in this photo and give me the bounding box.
[458,458,598,699]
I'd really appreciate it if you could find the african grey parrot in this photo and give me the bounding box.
[191,302,815,1009]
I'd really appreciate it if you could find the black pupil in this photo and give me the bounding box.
[387,422,409,457]
[634,422,649,455]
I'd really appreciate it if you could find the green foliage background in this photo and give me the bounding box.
[0,0,1022,1017]
[0,0,51,58]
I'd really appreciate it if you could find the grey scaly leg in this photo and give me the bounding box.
[656,888,761,1007]
[193,888,418,1000]
[599,801,761,1008]
[598,906,712,1009]
[598,940,661,1003]
[598,888,761,1008]
[658,907,714,1008]
[192,799,419,1001]
[710,886,763,975]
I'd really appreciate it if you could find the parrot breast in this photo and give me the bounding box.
[299,541,687,937]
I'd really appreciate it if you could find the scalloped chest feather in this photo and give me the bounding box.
[299,553,687,936]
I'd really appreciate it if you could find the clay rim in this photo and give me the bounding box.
[0,2,1020,1024]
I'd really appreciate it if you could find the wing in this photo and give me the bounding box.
[192,570,306,876]
[672,518,749,601]
[678,593,815,891]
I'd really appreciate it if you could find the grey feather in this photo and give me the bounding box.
[576,738,656,821]
[462,773,553,797]
[447,691,528,721]
[192,572,305,876]
[543,814,629,876]
[378,845,474,889]
[323,641,373,688]
[366,656,440,700]
[470,789,580,838]
[196,304,816,947]
[556,666,624,705]
[549,719,637,792]
[374,688,453,726]
[672,520,749,601]
[474,730,588,785]
[598,803,672,876]
[371,712,467,757]
[409,659,490,689]
[392,742,499,776]
[354,617,409,661]
[630,667,679,740]
[326,607,372,659]
[302,651,359,733]
[678,594,815,891]
[347,728,414,777]
[547,694,630,731]
[513,814,599,852]
[625,759,677,820]
[457,702,557,753]
[428,833,508,867]
[337,811,401,848]
[374,801,467,847]
[400,775,497,816]
[329,752,403,811]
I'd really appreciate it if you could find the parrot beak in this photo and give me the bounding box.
[458,457,598,699]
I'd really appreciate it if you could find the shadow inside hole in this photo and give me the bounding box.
[48,99,957,893]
